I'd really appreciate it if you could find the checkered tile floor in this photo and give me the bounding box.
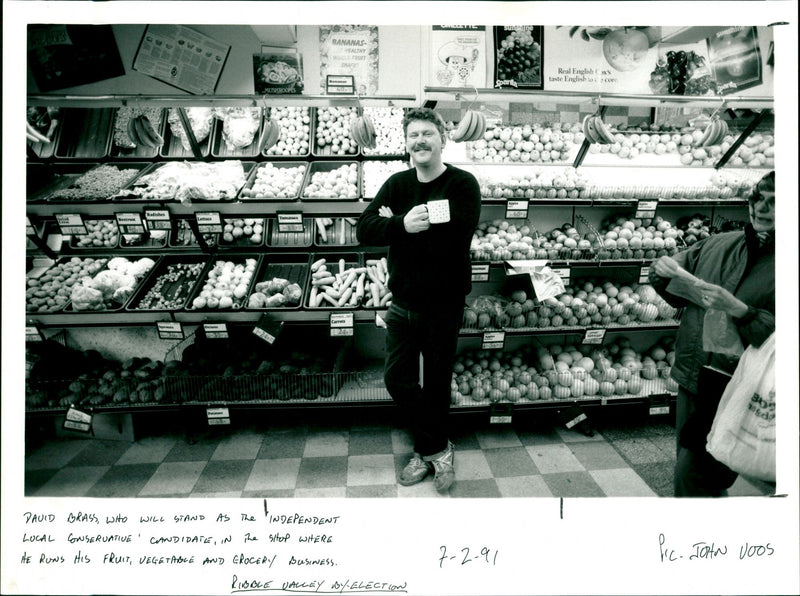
[25,418,769,498]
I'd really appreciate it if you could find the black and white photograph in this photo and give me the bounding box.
[3,2,798,595]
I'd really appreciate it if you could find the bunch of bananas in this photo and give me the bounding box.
[349,113,377,149]
[451,110,486,143]
[581,113,617,144]
[127,115,164,148]
[257,118,282,153]
[697,117,730,147]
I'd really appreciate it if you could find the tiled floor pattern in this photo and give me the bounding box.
[25,419,769,499]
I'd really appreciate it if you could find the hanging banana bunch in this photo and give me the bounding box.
[126,114,164,148]
[450,110,486,143]
[349,111,377,149]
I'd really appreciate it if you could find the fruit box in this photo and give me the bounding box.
[27,162,100,203]
[108,108,166,159]
[54,108,114,160]
[119,229,169,250]
[304,252,363,310]
[126,255,210,313]
[182,254,264,313]
[314,217,359,247]
[210,111,266,159]
[115,161,255,202]
[359,251,392,310]
[68,218,120,250]
[300,161,361,201]
[245,253,310,311]
[169,219,219,250]
[239,161,308,201]
[266,217,314,248]
[25,256,110,315]
[218,217,266,248]
[311,107,361,158]
[159,108,213,160]
[262,107,313,159]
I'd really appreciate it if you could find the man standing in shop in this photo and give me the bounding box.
[649,170,775,497]
[356,107,481,493]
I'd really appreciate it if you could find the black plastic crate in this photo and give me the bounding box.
[126,255,209,312]
[245,253,310,310]
[239,161,308,201]
[304,252,362,310]
[54,108,114,160]
[109,107,166,159]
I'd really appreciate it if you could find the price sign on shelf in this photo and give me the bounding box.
[196,211,223,234]
[253,313,284,345]
[330,312,354,337]
[277,212,304,233]
[156,321,184,340]
[55,213,87,236]
[550,267,571,286]
[63,406,92,434]
[649,394,671,416]
[114,212,146,235]
[203,322,229,339]
[582,328,607,345]
[482,331,505,350]
[206,407,230,426]
[471,264,490,282]
[639,266,651,284]
[635,199,659,219]
[25,325,44,342]
[326,74,356,95]
[145,209,172,231]
[26,216,36,236]
[489,403,513,425]
[505,200,529,220]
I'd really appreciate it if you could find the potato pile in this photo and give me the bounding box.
[190,258,257,310]
[72,219,119,248]
[26,257,108,312]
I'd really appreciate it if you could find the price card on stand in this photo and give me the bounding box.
[649,394,671,416]
[635,199,659,219]
[253,313,283,345]
[63,406,92,434]
[582,328,607,345]
[203,322,229,339]
[471,264,490,282]
[639,266,651,284]
[330,312,354,337]
[25,325,44,342]
[196,211,223,234]
[145,209,172,231]
[55,213,87,236]
[550,267,571,286]
[489,403,513,425]
[26,216,36,236]
[326,74,356,95]
[156,321,184,340]
[277,211,304,233]
[505,199,529,220]
[206,407,230,426]
[114,212,146,235]
[482,331,505,350]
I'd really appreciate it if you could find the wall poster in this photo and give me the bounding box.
[706,26,763,94]
[493,26,544,89]
[319,25,379,95]
[430,26,487,88]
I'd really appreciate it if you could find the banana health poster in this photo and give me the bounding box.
[319,25,379,95]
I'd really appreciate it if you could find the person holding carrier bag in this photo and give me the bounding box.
[649,171,775,497]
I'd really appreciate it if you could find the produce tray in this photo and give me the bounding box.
[25,256,109,314]
[218,217,266,248]
[245,253,310,311]
[54,108,114,160]
[109,108,166,159]
[303,252,362,310]
[239,161,308,201]
[300,161,361,201]
[313,217,359,247]
[360,159,409,199]
[62,255,160,313]
[360,252,392,310]
[159,108,213,159]
[360,107,408,157]
[119,229,170,250]
[311,107,361,158]
[262,107,313,159]
[182,254,263,313]
[116,160,255,202]
[169,219,219,249]
[68,218,120,250]
[46,162,152,203]
[210,108,265,158]
[126,255,209,312]
[27,162,99,203]
[265,218,313,248]
[27,108,62,159]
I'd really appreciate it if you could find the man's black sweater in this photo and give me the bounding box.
[356,164,481,313]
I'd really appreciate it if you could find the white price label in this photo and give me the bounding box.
[26,326,44,342]
[26,217,36,236]
[253,326,277,344]
[490,415,513,424]
[145,209,172,231]
[115,212,146,235]
[156,321,184,340]
[277,212,304,233]
[196,212,223,234]
[650,405,670,416]
[635,200,658,219]
[582,328,607,345]
[330,312,354,337]
[63,406,92,433]
[505,200,529,220]
[482,331,505,350]
[55,213,86,235]
[203,323,228,339]
[639,266,650,284]
[207,407,230,426]
[471,264,490,282]
[565,412,588,429]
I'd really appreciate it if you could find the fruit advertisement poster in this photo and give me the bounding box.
[319,25,379,95]
[132,25,230,95]
[493,26,544,89]
[430,26,487,88]
[707,26,763,94]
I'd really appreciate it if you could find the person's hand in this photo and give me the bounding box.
[652,255,681,279]
[694,280,749,318]
[403,204,430,234]
[378,206,394,218]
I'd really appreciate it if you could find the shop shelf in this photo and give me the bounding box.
[245,253,310,311]
[210,108,266,159]
[108,107,166,159]
[300,161,360,201]
[126,255,209,313]
[54,108,114,160]
[266,217,314,248]
[159,107,214,159]
[262,106,313,159]
[239,161,308,201]
[313,217,359,247]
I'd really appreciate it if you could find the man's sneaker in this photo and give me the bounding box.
[398,453,432,486]
[429,441,455,493]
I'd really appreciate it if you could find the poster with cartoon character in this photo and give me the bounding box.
[431,26,487,88]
